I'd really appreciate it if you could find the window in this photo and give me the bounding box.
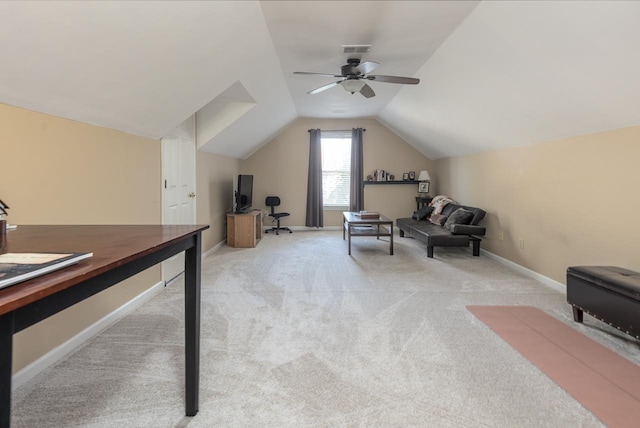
[321,131,351,208]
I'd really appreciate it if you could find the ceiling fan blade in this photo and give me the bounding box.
[308,81,341,95]
[356,61,379,75]
[294,71,342,78]
[366,75,420,84]
[359,83,375,98]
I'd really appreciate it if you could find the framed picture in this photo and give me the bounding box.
[418,182,430,193]
[403,173,409,181]
[409,171,415,180]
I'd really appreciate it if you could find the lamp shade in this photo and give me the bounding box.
[417,170,431,181]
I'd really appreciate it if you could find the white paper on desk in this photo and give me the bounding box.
[0,252,93,289]
[0,253,75,264]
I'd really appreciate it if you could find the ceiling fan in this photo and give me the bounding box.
[294,58,419,98]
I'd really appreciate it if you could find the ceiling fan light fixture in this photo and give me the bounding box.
[295,58,416,98]
[341,79,366,94]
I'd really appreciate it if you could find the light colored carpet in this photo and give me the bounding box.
[11,231,640,427]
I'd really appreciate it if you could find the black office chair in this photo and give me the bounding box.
[265,196,292,235]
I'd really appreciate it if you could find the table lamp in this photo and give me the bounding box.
[417,170,431,195]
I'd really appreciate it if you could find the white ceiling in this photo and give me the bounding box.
[1,1,639,160]
[380,1,640,159]
[261,1,479,119]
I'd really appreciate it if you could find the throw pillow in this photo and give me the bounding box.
[428,213,448,226]
[444,208,474,231]
[429,195,457,215]
[412,205,434,220]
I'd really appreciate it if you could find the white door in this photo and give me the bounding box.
[161,134,196,283]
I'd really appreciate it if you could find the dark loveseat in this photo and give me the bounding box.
[397,199,487,258]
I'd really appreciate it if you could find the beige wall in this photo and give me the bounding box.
[434,126,640,284]
[196,151,241,249]
[0,103,162,372]
[242,118,433,226]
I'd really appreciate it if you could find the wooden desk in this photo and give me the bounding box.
[0,224,209,427]
[343,212,394,255]
[227,211,262,248]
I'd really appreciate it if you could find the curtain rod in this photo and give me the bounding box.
[307,129,366,132]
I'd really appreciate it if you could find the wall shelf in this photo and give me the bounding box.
[363,180,419,185]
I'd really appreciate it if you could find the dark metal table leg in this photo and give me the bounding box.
[1,314,13,428]
[184,233,202,417]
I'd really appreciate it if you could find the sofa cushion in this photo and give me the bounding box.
[428,213,448,225]
[468,208,486,226]
[444,208,474,231]
[412,205,433,220]
[396,217,424,233]
[441,203,486,226]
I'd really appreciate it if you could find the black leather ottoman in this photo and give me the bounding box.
[567,266,640,340]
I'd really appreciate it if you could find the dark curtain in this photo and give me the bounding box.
[305,129,323,227]
[349,128,364,212]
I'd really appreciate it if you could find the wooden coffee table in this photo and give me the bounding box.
[343,212,394,255]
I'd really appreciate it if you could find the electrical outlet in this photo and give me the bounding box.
[519,238,525,249]
[498,231,504,241]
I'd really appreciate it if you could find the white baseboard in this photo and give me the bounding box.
[481,249,566,295]
[262,225,342,232]
[203,239,226,258]
[12,280,165,390]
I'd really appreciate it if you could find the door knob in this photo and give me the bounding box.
[188,192,196,198]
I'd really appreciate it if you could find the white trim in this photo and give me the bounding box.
[262,225,342,232]
[203,240,226,259]
[481,249,566,295]
[12,280,165,390]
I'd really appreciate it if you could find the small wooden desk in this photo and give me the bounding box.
[0,224,209,427]
[343,212,394,255]
[227,211,262,248]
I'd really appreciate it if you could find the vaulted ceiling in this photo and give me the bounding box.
[1,1,639,160]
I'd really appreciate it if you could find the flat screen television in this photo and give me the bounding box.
[235,174,254,213]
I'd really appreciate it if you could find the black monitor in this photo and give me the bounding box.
[235,174,253,213]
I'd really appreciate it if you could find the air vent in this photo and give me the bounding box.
[342,45,371,54]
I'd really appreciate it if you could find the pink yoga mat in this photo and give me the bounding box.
[468,305,640,428]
